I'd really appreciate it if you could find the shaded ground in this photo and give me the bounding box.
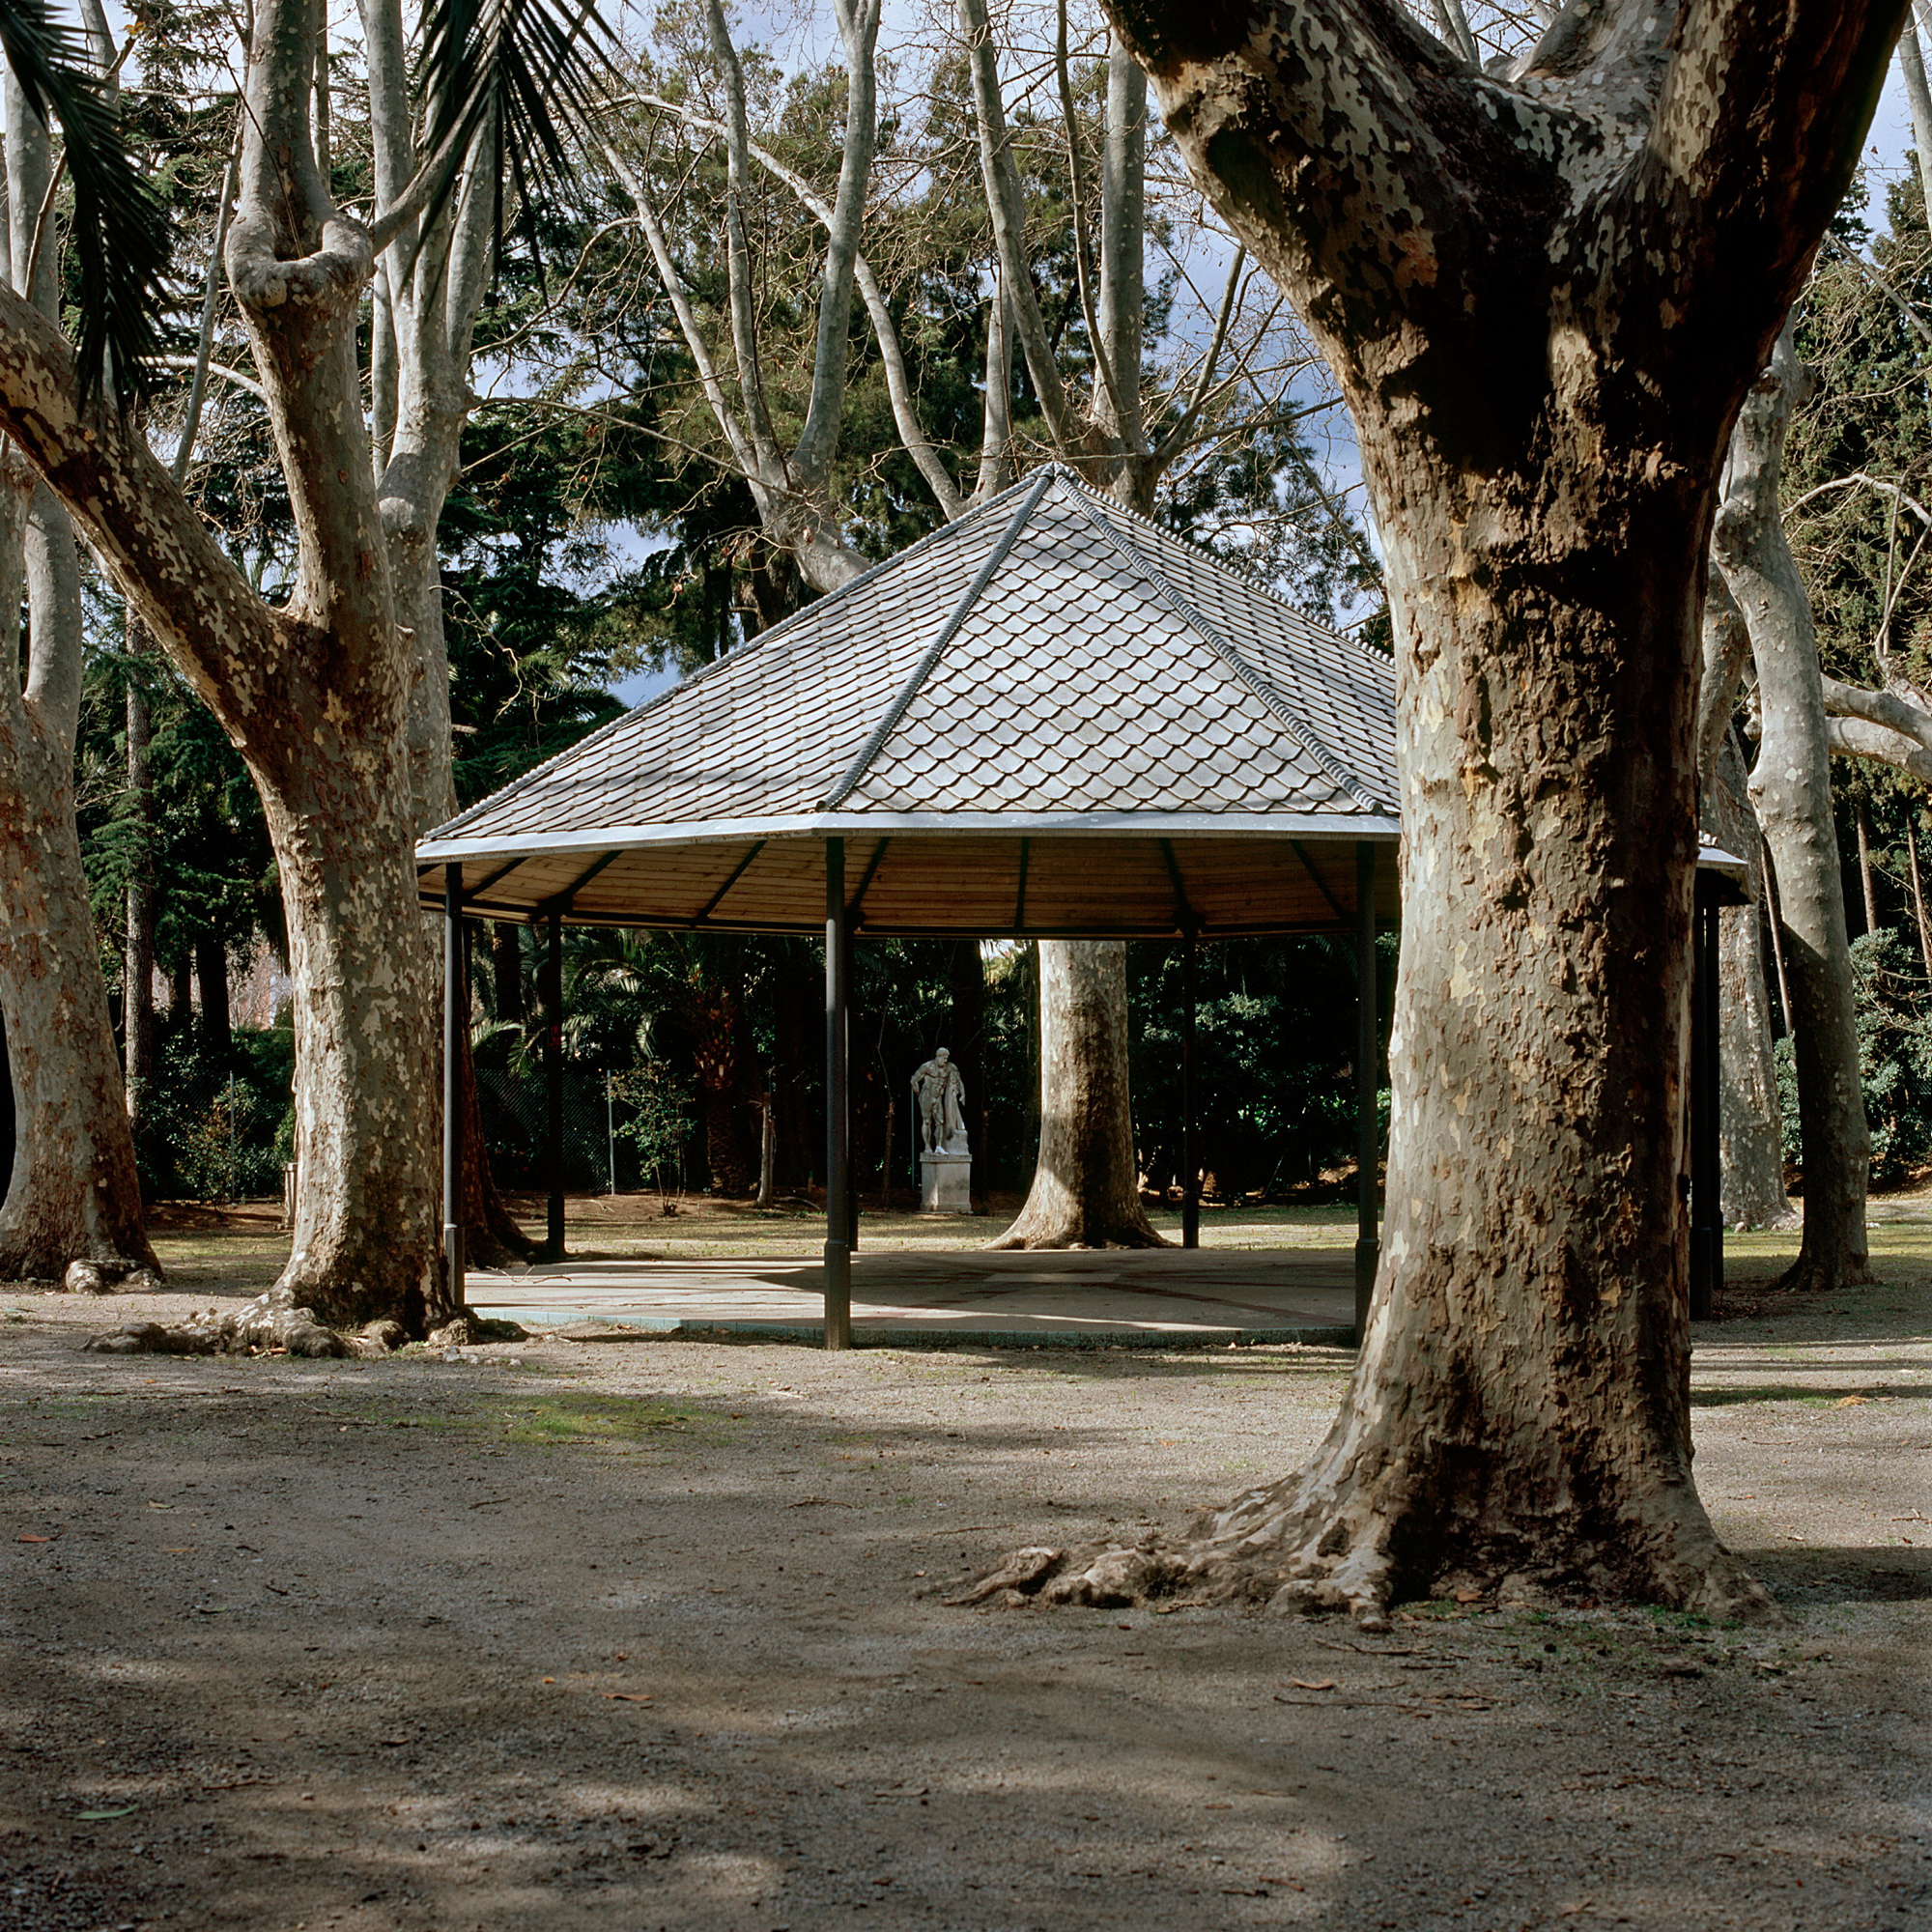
[0,1209,1927,1929]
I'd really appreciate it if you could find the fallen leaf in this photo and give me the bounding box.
[1834,1394,1870,1407]
[1287,1678,1335,1691]
[604,1692,653,1703]
[17,1534,49,1544]
[1453,1588,1482,1605]
[74,1806,135,1820]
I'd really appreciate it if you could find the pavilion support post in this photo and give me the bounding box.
[1690,883,1723,1321]
[846,931,859,1255]
[543,911,565,1262]
[824,838,853,1350]
[442,866,466,1310]
[1353,842,1380,1341]
[1181,927,1199,1250]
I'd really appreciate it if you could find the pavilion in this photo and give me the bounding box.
[416,467,1732,1343]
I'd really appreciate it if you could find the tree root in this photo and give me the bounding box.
[986,1219,1172,1252]
[949,1492,1781,1628]
[61,1258,164,1295]
[81,1289,532,1360]
[1766,1250,1878,1294]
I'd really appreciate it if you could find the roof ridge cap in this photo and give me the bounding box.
[820,466,1058,810]
[1059,484,1388,815]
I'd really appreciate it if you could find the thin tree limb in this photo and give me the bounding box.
[791,0,882,480]
[611,91,961,519]
[1153,242,1245,467]
[704,0,782,475]
[601,135,761,483]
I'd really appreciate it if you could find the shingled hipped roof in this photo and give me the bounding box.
[416,467,1403,937]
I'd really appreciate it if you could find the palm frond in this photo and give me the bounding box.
[0,0,173,400]
[414,0,614,259]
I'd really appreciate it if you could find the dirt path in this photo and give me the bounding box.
[1,1279,1927,1931]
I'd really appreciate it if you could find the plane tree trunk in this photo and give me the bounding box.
[983,0,1901,1619]
[363,0,534,1266]
[991,941,1165,1248]
[0,0,450,1330]
[1714,741,1799,1231]
[1698,577,1795,1231]
[1713,325,1872,1291]
[0,486,158,1282]
[124,642,156,1142]
[0,78,155,1284]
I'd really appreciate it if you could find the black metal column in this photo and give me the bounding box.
[543,910,565,1261]
[442,865,465,1306]
[1181,926,1199,1250]
[1353,842,1380,1341]
[823,838,853,1350]
[1690,886,1723,1320]
[845,922,859,1255]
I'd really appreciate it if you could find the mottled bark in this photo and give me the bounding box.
[1711,742,1797,1230]
[0,705,156,1278]
[0,72,154,1282]
[0,0,448,1326]
[1714,325,1871,1293]
[1050,0,1903,1617]
[123,646,155,1132]
[992,941,1166,1249]
[360,0,534,1266]
[611,0,882,596]
[0,1015,12,1195]
[1699,578,1793,1230]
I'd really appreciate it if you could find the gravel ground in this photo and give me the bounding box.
[0,1276,1926,1932]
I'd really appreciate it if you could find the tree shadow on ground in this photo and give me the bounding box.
[1743,1544,1932,1605]
[1690,1383,1932,1406]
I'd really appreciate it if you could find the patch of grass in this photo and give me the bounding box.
[493,1395,707,1445]
[1642,1606,1715,1633]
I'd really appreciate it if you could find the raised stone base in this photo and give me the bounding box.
[920,1149,973,1213]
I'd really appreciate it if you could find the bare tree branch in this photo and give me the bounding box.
[957,0,1085,456]
[602,134,761,483]
[1053,0,1129,438]
[705,0,782,475]
[617,91,963,519]
[1153,242,1245,467]
[792,0,882,479]
[1825,711,1932,781]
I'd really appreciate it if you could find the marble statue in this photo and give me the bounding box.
[911,1048,969,1152]
[912,1049,972,1211]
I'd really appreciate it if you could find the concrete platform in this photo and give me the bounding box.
[465,1246,1357,1350]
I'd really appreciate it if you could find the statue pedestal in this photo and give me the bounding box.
[920,1149,973,1213]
